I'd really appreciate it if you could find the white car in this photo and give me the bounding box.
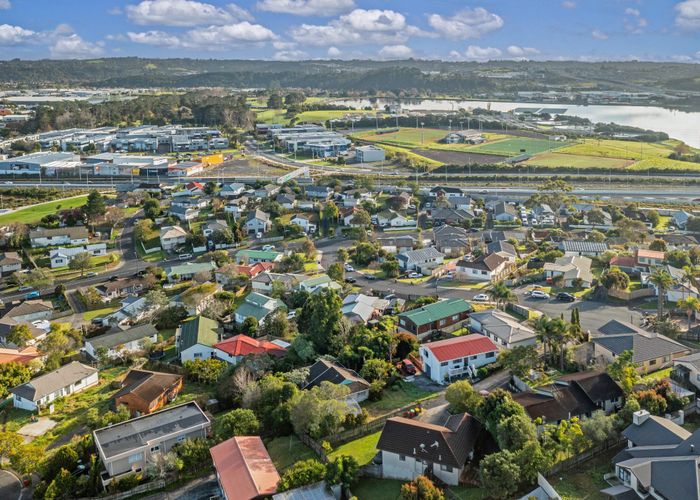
[408,272,422,279]
[344,264,355,272]
[262,245,275,251]
[530,290,551,300]
[473,293,489,302]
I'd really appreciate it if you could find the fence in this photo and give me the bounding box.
[548,438,626,475]
[607,287,655,301]
[87,479,166,500]
[140,241,162,255]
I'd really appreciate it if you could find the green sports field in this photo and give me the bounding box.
[468,137,570,156]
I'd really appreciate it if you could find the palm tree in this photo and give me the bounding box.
[487,281,515,310]
[649,268,674,319]
[547,317,570,371]
[533,315,553,368]
[677,297,700,332]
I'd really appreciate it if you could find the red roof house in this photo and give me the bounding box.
[0,346,41,365]
[213,334,286,365]
[419,334,499,384]
[210,436,280,500]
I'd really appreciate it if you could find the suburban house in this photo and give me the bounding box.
[0,251,22,275]
[397,247,445,273]
[592,320,691,373]
[433,225,471,256]
[102,296,157,326]
[376,413,495,486]
[254,184,280,199]
[234,292,284,325]
[176,316,221,362]
[448,196,474,211]
[0,300,54,345]
[469,309,537,349]
[224,196,248,217]
[251,272,302,294]
[11,361,99,411]
[84,324,158,360]
[673,209,692,230]
[169,205,199,222]
[493,201,518,222]
[342,293,389,324]
[377,236,417,254]
[0,346,42,366]
[165,261,216,283]
[603,410,699,499]
[456,253,512,282]
[94,277,147,302]
[170,282,221,315]
[201,220,229,237]
[419,334,499,384]
[672,352,700,392]
[430,208,474,227]
[486,240,518,262]
[375,209,412,228]
[210,436,280,500]
[94,401,211,485]
[398,298,472,339]
[112,369,183,416]
[220,182,246,198]
[635,248,666,270]
[159,225,187,251]
[645,264,700,303]
[215,262,273,286]
[305,185,332,199]
[235,249,282,265]
[303,359,370,403]
[513,371,623,424]
[213,334,287,366]
[297,274,342,294]
[244,209,272,235]
[290,214,317,234]
[429,186,464,198]
[543,255,594,287]
[49,243,107,268]
[29,226,89,248]
[276,193,296,210]
[560,240,609,257]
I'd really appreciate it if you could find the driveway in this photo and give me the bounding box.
[0,470,21,500]
[140,475,219,500]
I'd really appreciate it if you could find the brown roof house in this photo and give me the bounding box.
[303,359,370,403]
[112,369,183,417]
[376,413,496,486]
[456,253,513,282]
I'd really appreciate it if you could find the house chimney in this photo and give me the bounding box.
[633,409,650,426]
[691,444,695,454]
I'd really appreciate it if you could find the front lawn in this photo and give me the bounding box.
[362,380,437,418]
[83,306,119,321]
[329,431,381,466]
[266,434,317,471]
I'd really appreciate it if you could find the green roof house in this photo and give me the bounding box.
[177,316,221,362]
[235,249,282,265]
[234,292,285,325]
[166,261,217,283]
[398,298,473,339]
[298,274,342,293]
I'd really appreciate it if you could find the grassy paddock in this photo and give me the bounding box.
[0,195,89,225]
[558,138,674,160]
[524,152,632,169]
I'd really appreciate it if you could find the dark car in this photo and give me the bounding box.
[364,274,377,280]
[400,359,417,375]
[344,277,357,284]
[109,275,120,282]
[556,292,576,302]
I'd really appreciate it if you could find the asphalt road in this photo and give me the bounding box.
[0,470,21,500]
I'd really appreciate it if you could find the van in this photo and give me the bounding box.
[178,253,193,260]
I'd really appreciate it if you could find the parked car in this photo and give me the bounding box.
[25,291,40,299]
[344,264,355,272]
[17,286,34,292]
[473,293,490,302]
[262,245,275,251]
[86,272,98,278]
[408,272,421,279]
[287,310,297,319]
[108,276,120,282]
[178,253,193,260]
[530,290,551,299]
[400,359,417,375]
[364,273,377,280]
[344,277,357,284]
[556,292,576,302]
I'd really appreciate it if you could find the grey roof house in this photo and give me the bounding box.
[397,247,445,272]
[11,361,99,412]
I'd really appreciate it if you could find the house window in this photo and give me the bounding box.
[176,435,187,443]
[441,362,448,367]
[439,319,446,326]
[663,356,670,363]
[128,453,143,464]
[150,445,160,453]
[193,352,202,358]
[398,454,406,461]
[452,315,459,321]
[440,464,453,472]
[486,352,495,358]
[649,359,657,366]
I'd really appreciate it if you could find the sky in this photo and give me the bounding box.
[0,0,699,62]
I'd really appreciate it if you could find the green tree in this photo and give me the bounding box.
[277,459,326,492]
[297,289,344,354]
[68,251,92,276]
[42,445,79,481]
[399,475,445,500]
[515,440,552,485]
[325,455,359,488]
[216,409,260,440]
[289,381,351,439]
[580,410,617,446]
[648,239,667,252]
[174,438,211,470]
[337,247,349,263]
[143,197,161,219]
[350,208,372,227]
[7,324,33,348]
[478,389,526,436]
[479,450,521,499]
[498,345,541,378]
[607,350,640,393]
[182,358,227,384]
[300,238,317,260]
[10,443,44,475]
[601,269,630,291]
[496,413,537,451]
[0,432,23,464]
[380,259,400,278]
[352,242,378,266]
[0,362,31,398]
[44,468,77,500]
[82,190,106,225]
[445,380,482,415]
[646,209,660,228]
[327,262,345,282]
[487,281,515,310]
[649,268,674,318]
[241,316,259,336]
[677,296,700,331]
[259,309,293,339]
[243,374,299,434]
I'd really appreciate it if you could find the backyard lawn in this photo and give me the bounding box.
[552,449,617,500]
[352,478,487,500]
[329,431,381,466]
[641,367,672,382]
[0,194,89,225]
[83,305,119,322]
[266,434,317,471]
[362,380,437,418]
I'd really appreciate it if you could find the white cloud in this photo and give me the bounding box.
[591,29,608,40]
[378,44,413,59]
[273,40,297,50]
[464,45,501,60]
[561,0,576,8]
[506,45,540,57]
[127,30,181,47]
[0,24,37,45]
[327,46,341,57]
[624,7,647,34]
[290,8,426,46]
[185,22,278,47]
[672,54,694,62]
[0,0,11,9]
[257,0,354,17]
[50,34,104,58]
[126,0,250,27]
[427,7,503,40]
[675,0,700,30]
[273,49,309,60]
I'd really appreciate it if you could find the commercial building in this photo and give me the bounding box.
[0,152,81,175]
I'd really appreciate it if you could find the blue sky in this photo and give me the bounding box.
[1,0,699,61]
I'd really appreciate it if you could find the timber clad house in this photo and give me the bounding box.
[397,298,472,339]
[11,362,99,411]
[112,369,183,417]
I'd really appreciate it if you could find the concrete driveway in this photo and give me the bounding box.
[0,470,21,500]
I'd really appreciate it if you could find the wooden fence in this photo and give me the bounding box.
[86,479,166,500]
[548,438,626,475]
[607,287,655,301]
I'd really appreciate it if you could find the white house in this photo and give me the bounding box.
[29,226,89,248]
[244,209,271,235]
[455,253,512,282]
[0,251,22,275]
[419,334,499,385]
[375,210,413,228]
[397,247,444,272]
[543,255,594,288]
[220,182,246,198]
[176,316,220,363]
[84,324,159,360]
[290,214,317,234]
[11,361,99,411]
[159,225,187,251]
[469,309,537,349]
[49,243,107,268]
